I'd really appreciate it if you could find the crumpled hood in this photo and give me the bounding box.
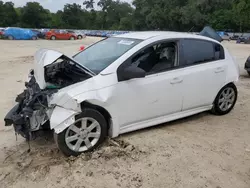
[34,49,94,89]
[34,49,62,89]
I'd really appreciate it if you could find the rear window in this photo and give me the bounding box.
[182,39,224,66]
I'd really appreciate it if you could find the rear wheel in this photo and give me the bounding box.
[32,36,37,40]
[8,35,14,40]
[211,83,237,115]
[50,36,56,40]
[54,108,107,156]
[77,35,82,39]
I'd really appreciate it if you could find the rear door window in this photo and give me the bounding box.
[182,39,224,66]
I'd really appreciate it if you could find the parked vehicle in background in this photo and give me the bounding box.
[217,31,231,41]
[230,34,239,40]
[236,35,250,44]
[2,27,38,40]
[67,30,86,39]
[46,29,77,40]
[243,36,250,44]
[245,56,250,75]
[32,29,46,39]
[4,27,239,156]
[84,30,130,37]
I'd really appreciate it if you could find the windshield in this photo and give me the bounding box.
[73,37,142,74]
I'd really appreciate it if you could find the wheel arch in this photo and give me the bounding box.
[81,101,111,126]
[50,35,56,40]
[213,82,237,105]
[80,101,118,138]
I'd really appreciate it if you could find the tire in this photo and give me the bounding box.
[8,35,14,40]
[211,83,238,115]
[50,36,56,40]
[70,36,75,40]
[32,36,37,40]
[77,35,82,39]
[248,71,250,76]
[54,108,108,156]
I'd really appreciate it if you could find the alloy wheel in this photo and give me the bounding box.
[218,87,236,112]
[65,117,101,152]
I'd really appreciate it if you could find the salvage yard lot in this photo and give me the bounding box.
[0,38,250,188]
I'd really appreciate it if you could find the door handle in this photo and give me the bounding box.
[170,77,183,84]
[215,67,224,73]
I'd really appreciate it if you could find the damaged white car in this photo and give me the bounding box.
[4,28,239,156]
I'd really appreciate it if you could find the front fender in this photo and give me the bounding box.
[50,89,119,137]
[50,91,97,133]
[50,106,78,134]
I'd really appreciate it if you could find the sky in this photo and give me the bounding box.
[3,0,132,12]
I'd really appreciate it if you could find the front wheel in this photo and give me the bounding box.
[54,108,108,156]
[211,83,238,115]
[69,36,75,40]
[77,35,82,39]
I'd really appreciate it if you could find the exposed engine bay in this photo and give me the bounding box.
[45,56,92,89]
[4,54,92,141]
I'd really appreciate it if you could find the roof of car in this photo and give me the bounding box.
[114,31,218,43]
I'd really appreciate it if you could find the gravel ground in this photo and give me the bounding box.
[0,38,249,188]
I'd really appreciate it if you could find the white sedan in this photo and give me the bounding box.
[5,31,239,156]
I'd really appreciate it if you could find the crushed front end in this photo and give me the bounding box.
[4,49,93,141]
[4,72,57,140]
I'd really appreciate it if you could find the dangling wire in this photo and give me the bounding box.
[15,132,17,141]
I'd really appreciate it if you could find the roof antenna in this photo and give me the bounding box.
[188,26,194,32]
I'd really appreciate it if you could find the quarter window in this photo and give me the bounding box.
[214,43,225,60]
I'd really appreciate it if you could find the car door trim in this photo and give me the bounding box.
[119,105,213,135]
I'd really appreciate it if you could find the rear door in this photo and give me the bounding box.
[60,30,69,40]
[180,39,227,111]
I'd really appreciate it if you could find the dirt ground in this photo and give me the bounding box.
[0,38,249,188]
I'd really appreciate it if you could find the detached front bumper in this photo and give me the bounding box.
[4,103,34,139]
[4,104,20,126]
[3,75,55,140]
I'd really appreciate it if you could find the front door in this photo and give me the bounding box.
[115,40,183,127]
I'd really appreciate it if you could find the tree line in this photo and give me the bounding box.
[0,0,250,32]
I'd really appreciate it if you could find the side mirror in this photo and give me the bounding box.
[120,65,146,81]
